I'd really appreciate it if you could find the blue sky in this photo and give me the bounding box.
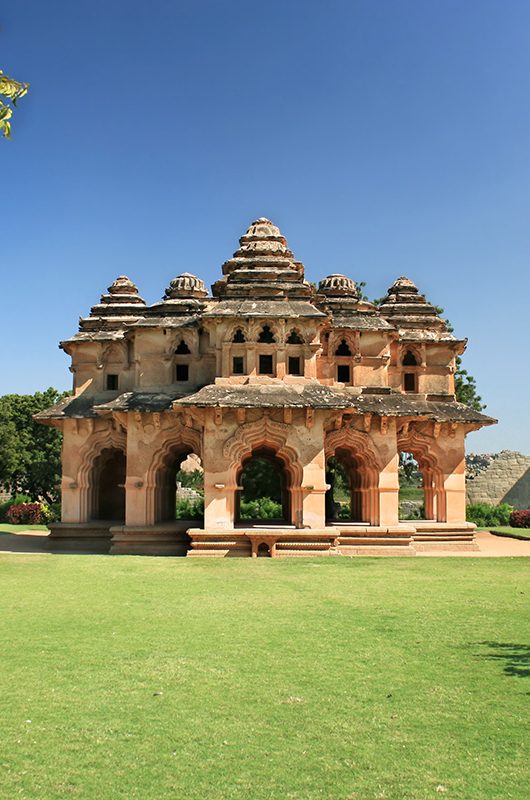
[2,0,529,453]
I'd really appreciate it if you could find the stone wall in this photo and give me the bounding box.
[466,450,530,508]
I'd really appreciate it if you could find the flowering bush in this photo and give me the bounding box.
[509,509,530,528]
[6,502,46,525]
[0,495,32,521]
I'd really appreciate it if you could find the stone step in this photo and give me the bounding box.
[336,546,416,557]
[337,536,412,546]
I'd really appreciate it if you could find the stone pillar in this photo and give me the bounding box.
[300,415,328,528]
[276,347,286,378]
[370,420,399,526]
[439,426,466,523]
[202,410,235,529]
[124,413,151,526]
[246,345,256,376]
[60,420,85,523]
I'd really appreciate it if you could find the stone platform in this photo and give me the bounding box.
[187,522,478,557]
[47,521,478,556]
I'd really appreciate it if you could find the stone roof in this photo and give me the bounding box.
[212,217,315,301]
[378,276,452,337]
[84,276,146,318]
[35,385,496,426]
[331,313,395,331]
[202,299,326,319]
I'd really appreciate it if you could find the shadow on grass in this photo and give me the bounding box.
[0,532,104,555]
[476,641,530,678]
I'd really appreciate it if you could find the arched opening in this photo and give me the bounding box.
[402,349,419,392]
[236,447,290,525]
[258,325,275,343]
[257,542,271,557]
[335,339,352,356]
[175,340,191,354]
[154,447,204,523]
[232,328,245,343]
[398,448,442,521]
[402,350,418,366]
[398,452,424,520]
[325,451,366,522]
[286,329,304,344]
[90,448,126,521]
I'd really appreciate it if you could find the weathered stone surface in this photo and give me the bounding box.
[34,216,496,556]
[466,451,530,508]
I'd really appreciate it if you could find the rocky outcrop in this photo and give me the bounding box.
[466,451,530,508]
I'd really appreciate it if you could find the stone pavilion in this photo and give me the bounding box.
[36,218,495,556]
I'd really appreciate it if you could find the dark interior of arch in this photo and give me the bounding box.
[156,447,203,522]
[287,329,304,344]
[402,350,418,366]
[237,447,289,522]
[175,340,191,354]
[335,339,352,356]
[258,325,275,343]
[94,448,126,521]
[325,450,364,522]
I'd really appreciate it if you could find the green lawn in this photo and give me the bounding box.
[0,523,49,533]
[398,485,424,502]
[485,526,530,541]
[0,556,528,800]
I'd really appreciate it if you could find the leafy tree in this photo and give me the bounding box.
[0,388,66,502]
[0,69,29,139]
[454,356,484,410]
[240,457,282,502]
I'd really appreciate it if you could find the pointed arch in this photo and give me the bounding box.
[325,427,382,525]
[77,425,127,522]
[397,426,446,521]
[224,417,304,525]
[145,423,203,524]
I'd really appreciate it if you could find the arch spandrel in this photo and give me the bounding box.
[325,425,382,472]
[77,426,127,487]
[223,417,303,486]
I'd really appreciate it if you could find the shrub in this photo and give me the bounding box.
[466,502,513,528]
[6,502,46,525]
[0,494,33,522]
[509,509,530,528]
[239,497,283,520]
[175,498,204,520]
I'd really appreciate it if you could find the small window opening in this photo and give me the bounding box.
[176,364,189,382]
[404,373,416,392]
[337,364,351,383]
[402,350,418,366]
[258,325,275,343]
[259,354,274,375]
[335,339,352,356]
[287,329,304,344]
[232,356,244,375]
[288,356,302,375]
[175,340,191,355]
[106,374,119,391]
[232,328,245,343]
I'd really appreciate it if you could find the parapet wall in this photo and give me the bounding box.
[466,450,530,508]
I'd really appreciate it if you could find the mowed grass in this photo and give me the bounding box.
[486,526,530,541]
[0,556,528,800]
[0,523,49,533]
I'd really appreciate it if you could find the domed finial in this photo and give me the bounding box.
[318,274,359,298]
[164,272,208,300]
[99,275,145,306]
